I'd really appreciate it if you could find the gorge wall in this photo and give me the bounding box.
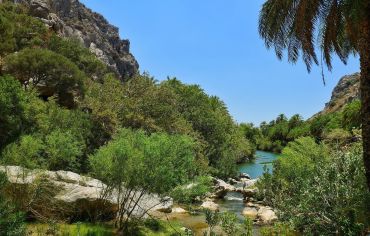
[13,0,139,80]
[317,72,360,116]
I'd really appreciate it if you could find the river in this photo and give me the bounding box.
[216,151,279,221]
[167,151,279,235]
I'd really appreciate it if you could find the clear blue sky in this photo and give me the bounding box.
[80,0,360,125]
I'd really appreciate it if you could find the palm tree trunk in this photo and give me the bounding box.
[359,3,370,191]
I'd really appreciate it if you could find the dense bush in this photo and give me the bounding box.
[0,3,47,55]
[170,176,212,204]
[0,172,25,236]
[0,76,31,149]
[90,129,197,230]
[258,137,370,235]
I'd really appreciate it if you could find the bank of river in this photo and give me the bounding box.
[169,151,279,235]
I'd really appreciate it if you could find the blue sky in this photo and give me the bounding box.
[80,0,360,125]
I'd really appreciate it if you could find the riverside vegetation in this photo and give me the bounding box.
[0,1,369,235]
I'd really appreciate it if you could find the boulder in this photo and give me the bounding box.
[228,178,239,185]
[257,206,277,224]
[212,178,236,198]
[242,207,258,219]
[241,179,258,188]
[201,201,219,211]
[30,0,50,18]
[240,173,251,180]
[236,187,258,198]
[0,166,172,220]
[171,207,187,214]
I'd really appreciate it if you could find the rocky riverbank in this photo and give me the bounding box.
[200,174,277,225]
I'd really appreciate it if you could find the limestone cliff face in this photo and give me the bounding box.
[15,0,139,80]
[318,73,360,116]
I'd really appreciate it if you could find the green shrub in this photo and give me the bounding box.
[0,172,26,236]
[258,138,370,235]
[90,129,196,230]
[170,176,212,204]
[1,131,83,172]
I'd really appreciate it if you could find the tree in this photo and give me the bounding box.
[90,129,196,231]
[259,0,370,190]
[4,48,86,108]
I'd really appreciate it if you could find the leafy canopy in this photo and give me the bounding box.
[259,0,367,73]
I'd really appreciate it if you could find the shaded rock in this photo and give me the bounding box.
[201,201,219,211]
[171,207,187,214]
[212,178,235,198]
[242,179,258,188]
[236,187,258,198]
[0,166,171,220]
[30,0,49,18]
[228,178,239,185]
[257,206,277,224]
[240,172,251,180]
[242,207,258,219]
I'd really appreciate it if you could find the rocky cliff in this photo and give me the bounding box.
[13,0,139,80]
[318,73,360,116]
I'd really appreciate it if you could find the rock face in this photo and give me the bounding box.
[13,0,139,80]
[315,73,360,116]
[0,166,171,220]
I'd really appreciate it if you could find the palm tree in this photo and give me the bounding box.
[258,0,370,190]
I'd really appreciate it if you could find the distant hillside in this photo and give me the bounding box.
[316,73,360,116]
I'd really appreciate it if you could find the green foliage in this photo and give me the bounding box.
[342,100,361,131]
[204,209,219,236]
[250,114,308,153]
[44,130,83,171]
[27,223,114,236]
[4,48,86,107]
[254,108,361,153]
[163,78,253,177]
[1,131,83,171]
[259,223,295,236]
[1,135,44,169]
[121,75,193,135]
[219,212,240,236]
[170,176,212,204]
[0,76,29,149]
[82,75,125,145]
[90,129,196,229]
[258,138,370,235]
[90,129,196,195]
[47,35,109,79]
[0,172,26,236]
[0,3,47,55]
[258,0,364,73]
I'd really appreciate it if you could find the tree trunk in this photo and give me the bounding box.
[359,3,370,191]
